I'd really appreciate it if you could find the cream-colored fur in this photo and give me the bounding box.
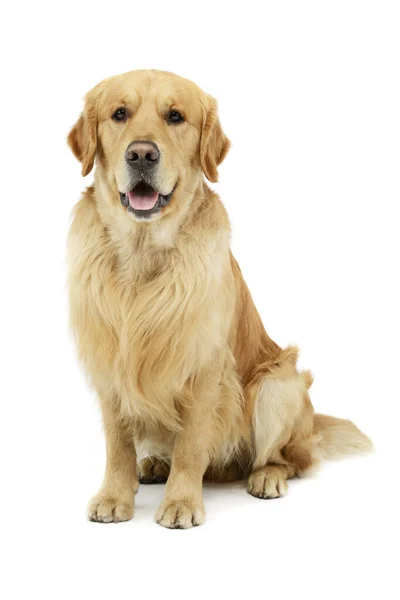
[68,69,372,528]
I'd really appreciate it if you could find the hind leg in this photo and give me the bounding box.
[247,349,315,499]
[139,457,170,483]
[247,464,295,499]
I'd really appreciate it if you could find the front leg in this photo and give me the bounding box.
[88,393,138,523]
[155,387,215,529]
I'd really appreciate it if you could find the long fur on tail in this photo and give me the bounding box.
[313,413,373,460]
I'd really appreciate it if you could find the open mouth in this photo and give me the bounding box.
[119,181,175,219]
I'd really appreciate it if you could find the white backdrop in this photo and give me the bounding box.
[1,1,399,599]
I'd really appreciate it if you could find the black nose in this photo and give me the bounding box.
[125,141,160,168]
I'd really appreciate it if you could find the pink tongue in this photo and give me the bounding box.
[127,189,159,210]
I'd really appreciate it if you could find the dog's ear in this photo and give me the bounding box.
[200,94,230,183]
[68,86,99,177]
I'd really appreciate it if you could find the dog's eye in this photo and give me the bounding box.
[112,107,127,122]
[168,110,184,124]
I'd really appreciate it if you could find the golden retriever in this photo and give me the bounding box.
[67,69,372,528]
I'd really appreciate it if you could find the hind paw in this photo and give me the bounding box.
[139,457,170,484]
[247,468,288,499]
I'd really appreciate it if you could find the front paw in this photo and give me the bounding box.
[155,499,205,529]
[87,490,134,523]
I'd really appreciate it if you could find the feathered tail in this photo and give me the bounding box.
[313,413,373,460]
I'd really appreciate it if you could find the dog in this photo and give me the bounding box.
[67,69,372,528]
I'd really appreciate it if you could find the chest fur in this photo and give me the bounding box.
[68,206,231,426]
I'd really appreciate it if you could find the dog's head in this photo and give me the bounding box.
[68,70,230,222]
